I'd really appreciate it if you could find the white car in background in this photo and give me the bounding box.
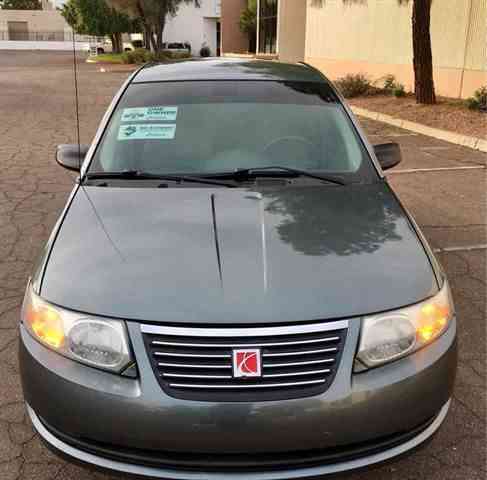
[90,37,144,55]
[163,42,191,55]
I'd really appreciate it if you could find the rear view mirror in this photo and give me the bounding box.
[56,144,89,171]
[374,143,402,171]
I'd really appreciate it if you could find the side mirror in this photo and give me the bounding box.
[55,144,89,171]
[374,142,402,171]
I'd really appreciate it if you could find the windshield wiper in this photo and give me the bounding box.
[205,166,346,186]
[82,170,237,188]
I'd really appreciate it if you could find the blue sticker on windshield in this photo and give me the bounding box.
[118,124,176,140]
[121,106,178,122]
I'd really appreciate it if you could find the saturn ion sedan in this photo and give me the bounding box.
[19,59,457,479]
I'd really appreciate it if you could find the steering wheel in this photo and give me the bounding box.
[262,137,319,170]
[263,136,316,154]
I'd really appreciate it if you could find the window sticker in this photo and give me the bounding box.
[121,106,178,122]
[118,124,177,141]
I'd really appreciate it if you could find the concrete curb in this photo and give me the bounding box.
[351,106,487,153]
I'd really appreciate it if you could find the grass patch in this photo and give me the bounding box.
[88,53,125,64]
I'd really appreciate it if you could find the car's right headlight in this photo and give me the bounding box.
[355,280,454,371]
[21,283,134,374]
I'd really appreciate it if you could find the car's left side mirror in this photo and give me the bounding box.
[56,144,89,172]
[374,142,402,171]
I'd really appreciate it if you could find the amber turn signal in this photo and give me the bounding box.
[25,304,65,349]
[417,303,450,342]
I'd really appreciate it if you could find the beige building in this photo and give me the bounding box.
[0,9,69,41]
[255,0,486,99]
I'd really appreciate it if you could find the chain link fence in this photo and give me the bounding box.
[0,30,72,41]
[0,31,99,42]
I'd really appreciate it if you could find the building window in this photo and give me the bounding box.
[8,21,29,41]
[258,0,278,54]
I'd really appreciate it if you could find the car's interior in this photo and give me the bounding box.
[97,103,365,175]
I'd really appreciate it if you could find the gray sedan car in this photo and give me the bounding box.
[19,59,457,479]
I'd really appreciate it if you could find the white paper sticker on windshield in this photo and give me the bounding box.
[121,106,178,122]
[118,124,176,140]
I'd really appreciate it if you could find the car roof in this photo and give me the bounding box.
[133,58,328,84]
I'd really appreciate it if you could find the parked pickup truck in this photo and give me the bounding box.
[91,38,144,54]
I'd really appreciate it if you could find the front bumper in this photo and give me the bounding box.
[28,400,450,479]
[20,318,457,478]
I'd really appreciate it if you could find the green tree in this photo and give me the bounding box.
[104,0,157,51]
[60,0,134,53]
[239,0,257,52]
[107,0,200,53]
[59,0,79,28]
[0,0,41,9]
[312,0,436,104]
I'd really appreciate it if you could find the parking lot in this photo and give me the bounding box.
[0,51,485,480]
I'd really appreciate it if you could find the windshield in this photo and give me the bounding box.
[89,81,376,181]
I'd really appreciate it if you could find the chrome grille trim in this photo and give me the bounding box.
[265,359,334,368]
[141,320,348,337]
[169,379,326,389]
[151,337,340,348]
[162,373,233,379]
[263,348,338,357]
[157,363,231,369]
[154,352,231,359]
[264,369,331,378]
[142,320,348,401]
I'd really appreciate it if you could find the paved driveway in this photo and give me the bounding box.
[0,51,485,480]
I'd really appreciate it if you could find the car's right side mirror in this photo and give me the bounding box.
[374,142,402,171]
[56,144,89,172]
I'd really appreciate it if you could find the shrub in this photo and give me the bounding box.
[121,48,151,65]
[382,75,406,97]
[392,84,406,98]
[335,73,371,98]
[466,97,479,110]
[121,49,190,64]
[164,51,191,60]
[200,45,211,57]
[148,51,169,62]
[132,40,144,49]
[383,74,397,92]
[466,86,487,112]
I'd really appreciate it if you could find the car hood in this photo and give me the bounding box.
[40,183,437,324]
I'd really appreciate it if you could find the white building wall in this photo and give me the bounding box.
[163,0,220,56]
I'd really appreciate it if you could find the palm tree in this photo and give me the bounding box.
[409,0,436,104]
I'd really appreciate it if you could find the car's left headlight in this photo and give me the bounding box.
[355,280,454,371]
[22,284,133,374]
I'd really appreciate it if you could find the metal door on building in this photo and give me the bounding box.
[8,21,29,41]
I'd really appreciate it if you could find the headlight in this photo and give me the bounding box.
[356,281,454,370]
[22,284,133,374]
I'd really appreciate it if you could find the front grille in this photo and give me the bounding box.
[141,320,348,401]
